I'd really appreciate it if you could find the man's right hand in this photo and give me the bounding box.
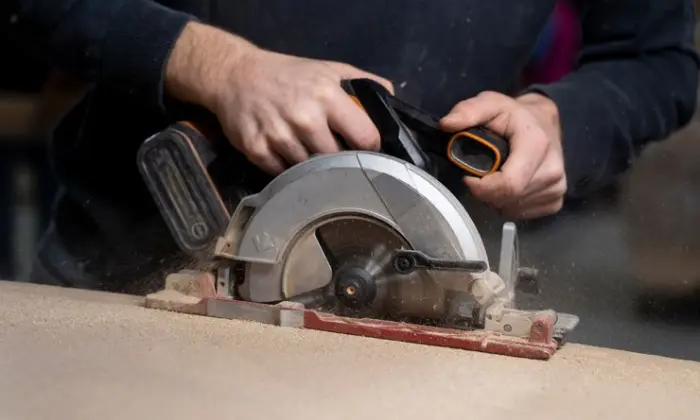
[164,21,393,174]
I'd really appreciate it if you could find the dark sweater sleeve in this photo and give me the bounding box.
[2,0,193,109]
[523,0,699,199]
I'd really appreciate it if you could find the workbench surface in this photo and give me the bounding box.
[1,280,699,420]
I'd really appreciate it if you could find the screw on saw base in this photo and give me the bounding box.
[393,254,416,274]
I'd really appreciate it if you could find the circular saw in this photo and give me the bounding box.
[138,79,579,360]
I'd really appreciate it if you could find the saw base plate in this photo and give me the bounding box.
[145,270,561,360]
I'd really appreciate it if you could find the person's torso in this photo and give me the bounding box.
[177,0,556,111]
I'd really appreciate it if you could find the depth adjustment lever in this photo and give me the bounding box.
[391,250,488,275]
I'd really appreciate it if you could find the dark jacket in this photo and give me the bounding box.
[2,0,698,291]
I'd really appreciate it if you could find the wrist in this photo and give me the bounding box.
[516,93,561,139]
[164,21,258,109]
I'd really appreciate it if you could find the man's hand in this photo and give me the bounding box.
[440,91,566,219]
[164,21,393,174]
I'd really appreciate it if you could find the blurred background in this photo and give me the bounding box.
[1,0,699,361]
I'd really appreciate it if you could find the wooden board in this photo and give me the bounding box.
[1,280,699,420]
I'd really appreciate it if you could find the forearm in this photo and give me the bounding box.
[523,0,699,199]
[2,0,193,109]
[164,21,257,110]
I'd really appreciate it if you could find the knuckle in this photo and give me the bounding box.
[381,78,395,94]
[552,164,566,184]
[477,90,499,100]
[549,198,564,214]
[452,100,473,114]
[478,90,508,104]
[263,124,288,144]
[291,106,323,133]
[531,128,551,152]
[543,159,565,184]
[245,140,269,161]
[312,82,339,102]
[353,129,380,150]
[264,128,282,144]
[292,106,320,133]
[323,60,350,74]
[554,178,568,197]
[502,176,526,199]
[550,153,565,173]
[268,134,292,150]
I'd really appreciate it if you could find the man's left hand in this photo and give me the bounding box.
[439,91,566,220]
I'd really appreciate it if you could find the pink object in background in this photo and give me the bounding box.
[522,0,581,86]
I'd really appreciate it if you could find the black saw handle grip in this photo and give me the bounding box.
[446,126,510,177]
[340,78,433,173]
[343,78,510,178]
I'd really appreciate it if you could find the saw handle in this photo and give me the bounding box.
[446,127,510,177]
[344,78,510,178]
[340,78,433,173]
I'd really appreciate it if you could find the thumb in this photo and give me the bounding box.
[440,92,511,132]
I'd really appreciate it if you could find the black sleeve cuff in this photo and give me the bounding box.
[102,0,193,111]
[521,78,629,200]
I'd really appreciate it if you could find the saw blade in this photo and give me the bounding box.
[317,217,400,316]
[283,217,397,316]
[284,216,445,320]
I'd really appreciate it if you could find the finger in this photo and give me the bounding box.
[468,126,548,205]
[246,144,287,175]
[465,163,565,210]
[498,125,549,196]
[298,123,341,155]
[516,176,567,207]
[285,102,341,155]
[463,173,513,208]
[439,91,513,132]
[518,170,558,199]
[463,175,495,204]
[519,151,566,198]
[242,121,288,174]
[326,92,381,151]
[246,138,288,174]
[221,116,284,175]
[267,128,310,166]
[443,93,547,202]
[475,167,559,209]
[500,178,567,219]
[325,61,395,94]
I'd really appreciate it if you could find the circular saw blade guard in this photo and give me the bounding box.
[214,151,497,322]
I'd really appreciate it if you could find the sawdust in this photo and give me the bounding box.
[1,281,699,420]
